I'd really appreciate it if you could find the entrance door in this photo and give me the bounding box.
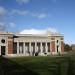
[57,45,59,53]
[1,46,5,55]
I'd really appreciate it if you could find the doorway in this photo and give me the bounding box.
[1,46,5,55]
[57,45,59,53]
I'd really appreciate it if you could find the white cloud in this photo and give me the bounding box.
[31,13,47,19]
[16,0,30,4]
[0,6,7,16]
[0,22,16,31]
[20,29,46,34]
[37,14,47,19]
[0,22,5,26]
[20,28,58,34]
[11,9,48,19]
[0,22,6,31]
[11,9,28,16]
[9,22,16,28]
[47,28,58,33]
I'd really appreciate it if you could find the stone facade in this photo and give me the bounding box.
[0,32,64,57]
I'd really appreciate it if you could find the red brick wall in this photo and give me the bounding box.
[51,41,55,52]
[8,37,13,54]
[61,41,64,52]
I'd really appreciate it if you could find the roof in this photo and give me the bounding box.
[0,32,13,35]
[0,31,63,37]
[14,32,63,37]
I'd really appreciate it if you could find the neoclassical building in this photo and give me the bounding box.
[0,31,64,56]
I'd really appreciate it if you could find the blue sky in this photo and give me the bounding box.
[0,0,75,44]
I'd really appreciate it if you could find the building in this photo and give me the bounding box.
[71,44,75,51]
[0,31,64,57]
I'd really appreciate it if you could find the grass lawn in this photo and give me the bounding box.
[0,55,75,75]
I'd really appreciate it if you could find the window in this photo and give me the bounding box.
[57,40,59,43]
[13,43,17,54]
[48,43,50,52]
[1,39,5,43]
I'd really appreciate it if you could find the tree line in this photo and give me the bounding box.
[64,43,73,52]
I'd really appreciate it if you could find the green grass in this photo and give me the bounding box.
[0,55,75,75]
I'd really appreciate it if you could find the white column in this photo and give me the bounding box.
[17,42,19,54]
[20,45,22,54]
[29,42,32,55]
[40,42,43,53]
[35,42,37,52]
[45,42,48,53]
[23,42,25,55]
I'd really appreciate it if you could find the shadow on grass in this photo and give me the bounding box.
[0,56,39,75]
[0,56,75,75]
[0,56,62,75]
[67,58,75,75]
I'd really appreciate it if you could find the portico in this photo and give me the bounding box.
[15,42,50,56]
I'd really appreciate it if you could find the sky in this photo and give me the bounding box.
[0,0,75,44]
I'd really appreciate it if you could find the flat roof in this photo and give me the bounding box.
[0,32,64,37]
